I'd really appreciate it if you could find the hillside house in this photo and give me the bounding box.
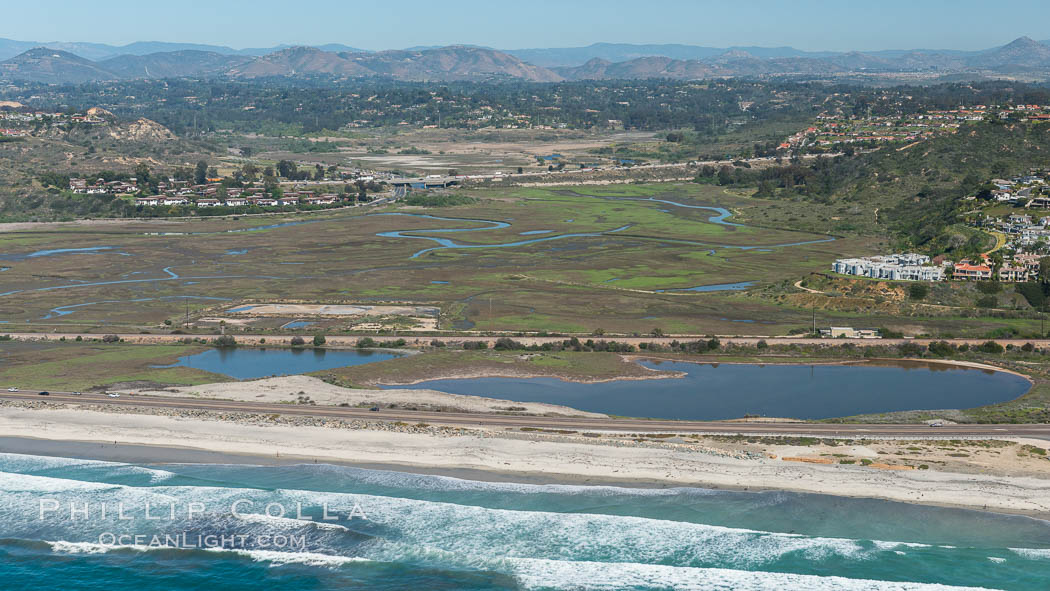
[952,261,992,280]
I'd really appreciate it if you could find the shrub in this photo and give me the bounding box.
[975,281,1002,294]
[75,335,83,341]
[391,338,407,347]
[927,341,955,357]
[430,339,446,348]
[463,340,488,350]
[312,334,326,347]
[976,295,998,308]
[213,335,237,348]
[908,283,929,300]
[290,336,306,347]
[897,342,925,356]
[356,337,377,348]
[102,334,120,343]
[977,340,1004,354]
[1022,342,1035,352]
[494,337,524,350]
[1016,282,1046,308]
[756,339,769,349]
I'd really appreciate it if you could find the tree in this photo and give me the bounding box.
[754,181,775,199]
[276,160,297,179]
[194,161,208,185]
[312,334,326,347]
[290,336,306,347]
[134,163,152,184]
[1040,257,1050,284]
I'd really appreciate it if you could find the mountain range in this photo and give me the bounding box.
[3,37,1050,84]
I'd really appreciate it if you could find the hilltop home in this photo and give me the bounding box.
[952,261,993,281]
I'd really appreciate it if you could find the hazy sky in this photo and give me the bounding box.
[3,0,1048,51]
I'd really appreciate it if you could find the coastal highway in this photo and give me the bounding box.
[3,391,1049,439]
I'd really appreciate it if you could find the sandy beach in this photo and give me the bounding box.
[122,375,608,417]
[1,403,1048,519]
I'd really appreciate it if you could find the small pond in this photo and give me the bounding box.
[159,347,401,379]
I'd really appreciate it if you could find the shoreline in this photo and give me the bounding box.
[368,361,685,387]
[0,406,1048,521]
[2,434,1048,522]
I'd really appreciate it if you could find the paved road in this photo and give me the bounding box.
[4,391,1047,439]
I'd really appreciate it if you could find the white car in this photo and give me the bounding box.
[107,393,120,398]
[6,387,17,392]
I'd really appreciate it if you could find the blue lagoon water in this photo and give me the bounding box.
[389,361,1030,420]
[0,452,1047,590]
[159,347,401,379]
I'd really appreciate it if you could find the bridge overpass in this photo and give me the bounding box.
[389,176,461,189]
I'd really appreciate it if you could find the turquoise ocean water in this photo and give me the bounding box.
[0,452,1048,590]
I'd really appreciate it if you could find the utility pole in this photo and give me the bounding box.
[811,305,816,335]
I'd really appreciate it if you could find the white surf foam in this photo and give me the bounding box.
[1009,547,1050,559]
[509,558,1002,591]
[208,548,371,568]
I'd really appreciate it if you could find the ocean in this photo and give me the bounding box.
[0,451,1047,590]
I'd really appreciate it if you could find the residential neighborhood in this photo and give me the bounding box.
[832,253,946,281]
[833,251,1045,283]
[62,173,388,211]
[781,102,1050,153]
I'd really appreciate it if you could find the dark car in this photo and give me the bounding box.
[38,391,50,396]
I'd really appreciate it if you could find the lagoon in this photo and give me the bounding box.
[388,360,1030,420]
[159,347,401,379]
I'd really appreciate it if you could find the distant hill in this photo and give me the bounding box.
[507,42,843,67]
[0,48,118,83]
[0,38,371,61]
[348,46,562,82]
[0,45,561,83]
[967,36,1050,69]
[101,51,252,79]
[226,46,373,78]
[4,37,1050,84]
